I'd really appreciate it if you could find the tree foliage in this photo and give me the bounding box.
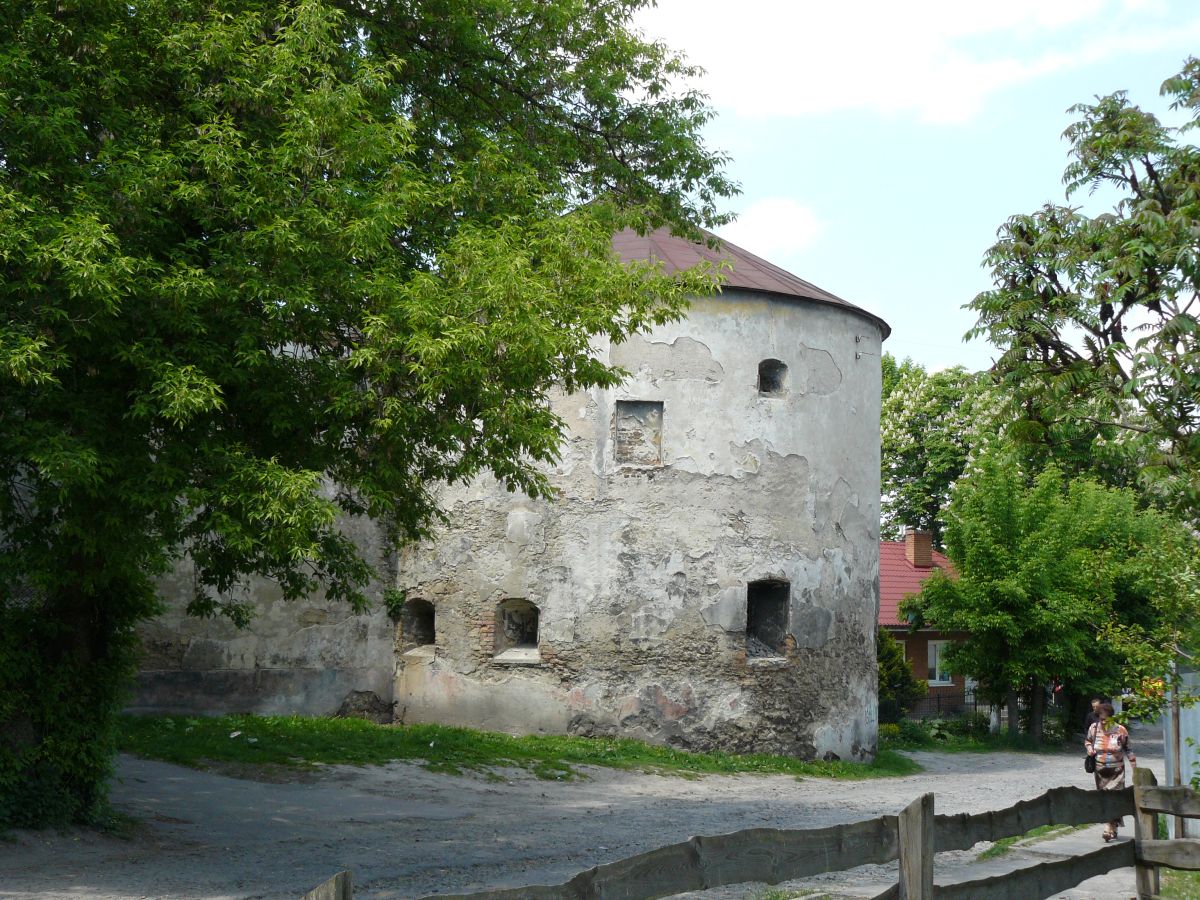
[879,355,1001,544]
[970,56,1200,518]
[0,0,734,826]
[903,446,1197,739]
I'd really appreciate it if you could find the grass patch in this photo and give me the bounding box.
[976,824,1088,860]
[1164,868,1200,899]
[881,730,1067,755]
[92,806,142,840]
[117,714,922,781]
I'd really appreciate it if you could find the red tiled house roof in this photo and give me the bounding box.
[879,541,954,626]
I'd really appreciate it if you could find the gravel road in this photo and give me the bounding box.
[0,728,1163,900]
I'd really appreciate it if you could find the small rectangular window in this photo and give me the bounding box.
[747,579,789,657]
[614,400,663,465]
[494,598,541,664]
[927,640,953,685]
[758,359,788,397]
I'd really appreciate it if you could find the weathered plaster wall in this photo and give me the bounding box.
[131,513,396,718]
[397,291,884,759]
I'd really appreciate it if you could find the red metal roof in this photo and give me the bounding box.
[612,227,891,339]
[879,541,954,626]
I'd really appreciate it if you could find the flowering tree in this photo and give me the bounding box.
[880,359,1001,544]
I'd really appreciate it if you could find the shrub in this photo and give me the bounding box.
[896,719,933,746]
[1042,716,1066,745]
[878,629,926,723]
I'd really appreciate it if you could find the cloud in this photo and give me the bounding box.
[635,0,1200,123]
[717,198,823,259]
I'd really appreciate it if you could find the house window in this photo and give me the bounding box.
[746,579,789,657]
[614,400,663,465]
[927,640,953,685]
[494,598,540,664]
[401,599,436,650]
[758,359,788,397]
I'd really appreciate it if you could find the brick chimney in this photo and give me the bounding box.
[905,527,932,568]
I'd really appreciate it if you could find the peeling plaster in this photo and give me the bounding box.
[395,293,885,761]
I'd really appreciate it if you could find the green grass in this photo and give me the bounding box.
[975,824,1088,860]
[116,714,921,781]
[1163,869,1200,899]
[881,731,1068,755]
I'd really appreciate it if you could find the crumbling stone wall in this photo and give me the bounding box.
[396,291,883,760]
[131,511,396,718]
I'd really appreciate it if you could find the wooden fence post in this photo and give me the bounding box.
[1133,767,1160,900]
[302,870,352,900]
[898,793,934,900]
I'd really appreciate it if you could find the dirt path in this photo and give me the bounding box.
[0,730,1163,900]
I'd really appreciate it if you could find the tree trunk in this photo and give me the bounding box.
[1,553,143,828]
[1029,682,1045,747]
[1006,690,1019,737]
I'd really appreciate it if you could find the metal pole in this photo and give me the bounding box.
[1173,661,1185,838]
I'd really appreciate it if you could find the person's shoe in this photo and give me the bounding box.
[1102,830,1115,842]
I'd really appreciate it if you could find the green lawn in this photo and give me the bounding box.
[117,714,921,781]
[879,722,1071,755]
[1164,869,1200,899]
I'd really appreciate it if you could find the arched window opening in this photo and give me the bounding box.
[747,579,789,657]
[758,359,788,397]
[494,598,541,664]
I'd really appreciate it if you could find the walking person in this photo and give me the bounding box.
[1085,702,1137,841]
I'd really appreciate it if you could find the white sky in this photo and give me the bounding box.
[636,0,1200,371]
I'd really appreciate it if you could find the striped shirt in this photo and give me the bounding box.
[1086,722,1135,769]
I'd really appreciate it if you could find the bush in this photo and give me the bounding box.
[878,629,926,723]
[1042,716,1066,745]
[878,719,932,750]
[926,718,955,741]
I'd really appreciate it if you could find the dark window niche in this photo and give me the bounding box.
[401,598,436,652]
[758,359,788,397]
[747,580,789,657]
[495,598,540,663]
[614,400,664,465]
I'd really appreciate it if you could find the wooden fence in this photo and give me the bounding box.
[302,870,351,900]
[312,772,1200,900]
[418,783,1133,899]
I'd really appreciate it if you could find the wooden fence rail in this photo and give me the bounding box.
[421,785,1139,900]
[313,772,1200,899]
[425,816,900,899]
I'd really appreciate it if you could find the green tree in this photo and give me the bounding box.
[880,359,1000,544]
[0,0,735,826]
[970,56,1200,519]
[903,446,1195,744]
[877,628,927,724]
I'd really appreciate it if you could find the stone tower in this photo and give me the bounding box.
[394,228,890,759]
